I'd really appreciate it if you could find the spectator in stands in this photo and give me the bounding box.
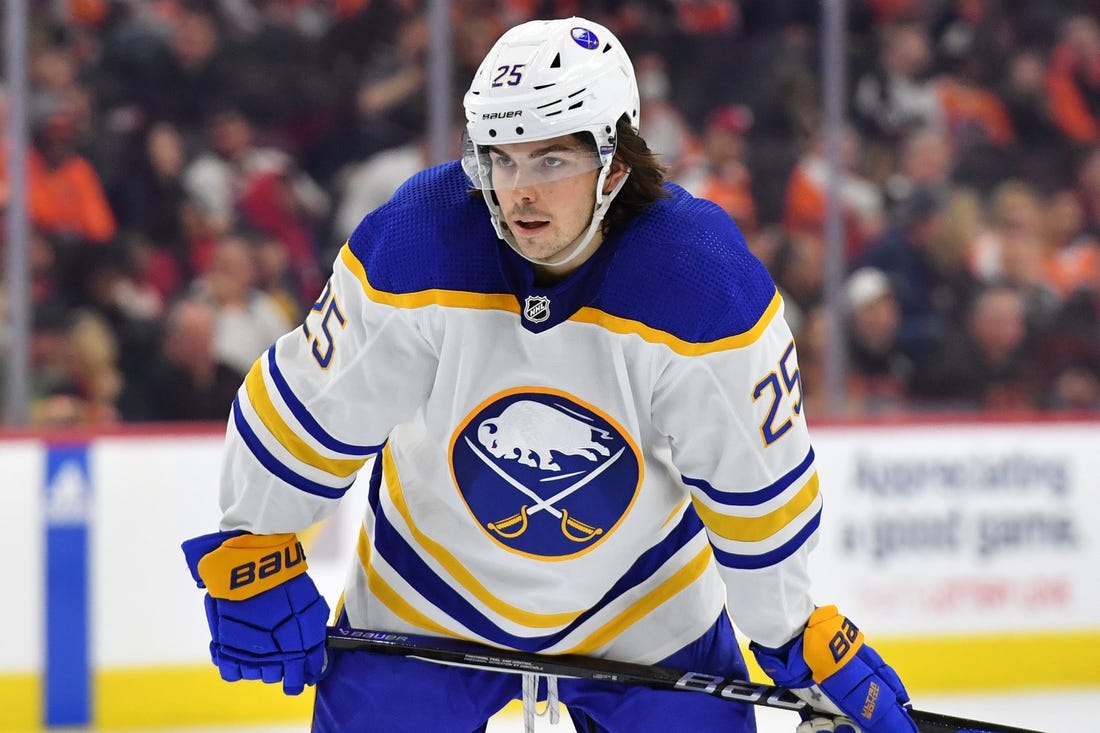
[998,48,1064,188]
[29,305,77,420]
[30,309,121,426]
[934,42,1017,192]
[183,105,329,299]
[842,267,913,413]
[28,40,91,139]
[684,104,758,233]
[98,0,236,130]
[81,244,164,416]
[2,95,117,246]
[334,116,467,242]
[237,164,327,301]
[1045,13,1100,145]
[782,124,885,262]
[911,282,1037,411]
[855,187,966,367]
[853,21,943,145]
[928,186,984,295]
[253,233,307,325]
[969,181,1062,334]
[1044,187,1100,298]
[332,136,429,242]
[350,14,429,159]
[128,297,242,422]
[930,0,997,64]
[189,234,296,377]
[184,106,320,235]
[214,0,331,134]
[1034,289,1100,411]
[882,125,955,210]
[110,121,192,295]
[635,52,704,184]
[770,229,826,323]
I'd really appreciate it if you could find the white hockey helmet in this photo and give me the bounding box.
[462,18,641,265]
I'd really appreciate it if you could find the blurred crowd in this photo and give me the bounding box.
[1,0,1099,425]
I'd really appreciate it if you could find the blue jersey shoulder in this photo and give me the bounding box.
[346,161,506,295]
[598,184,777,343]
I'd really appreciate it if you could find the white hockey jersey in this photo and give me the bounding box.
[218,161,820,663]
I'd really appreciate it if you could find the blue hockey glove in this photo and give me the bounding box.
[750,605,918,733]
[182,530,330,695]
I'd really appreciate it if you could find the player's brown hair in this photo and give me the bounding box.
[598,115,670,236]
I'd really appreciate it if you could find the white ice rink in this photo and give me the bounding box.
[47,688,1098,733]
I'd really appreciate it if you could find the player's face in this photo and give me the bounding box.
[488,135,602,263]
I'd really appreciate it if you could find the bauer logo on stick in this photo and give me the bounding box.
[450,388,641,558]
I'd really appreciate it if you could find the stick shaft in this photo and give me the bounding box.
[325,627,1044,733]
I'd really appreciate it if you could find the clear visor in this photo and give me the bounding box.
[461,130,607,191]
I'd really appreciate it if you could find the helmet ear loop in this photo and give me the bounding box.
[595,162,631,212]
[481,187,517,248]
[594,166,611,208]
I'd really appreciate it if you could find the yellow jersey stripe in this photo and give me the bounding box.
[660,498,689,529]
[692,471,820,543]
[382,446,581,628]
[243,360,367,478]
[340,244,519,313]
[356,524,457,637]
[339,244,781,356]
[564,544,713,655]
[571,290,782,356]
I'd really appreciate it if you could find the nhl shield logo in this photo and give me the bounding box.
[523,295,550,323]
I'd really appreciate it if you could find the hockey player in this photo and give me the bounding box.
[182,17,918,733]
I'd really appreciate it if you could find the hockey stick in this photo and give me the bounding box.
[326,627,1044,733]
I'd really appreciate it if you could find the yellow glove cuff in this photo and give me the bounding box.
[197,532,309,601]
[802,605,866,684]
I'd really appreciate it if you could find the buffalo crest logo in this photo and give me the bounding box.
[451,389,641,558]
[571,27,599,50]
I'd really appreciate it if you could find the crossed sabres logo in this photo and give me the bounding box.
[451,391,640,558]
[571,27,599,50]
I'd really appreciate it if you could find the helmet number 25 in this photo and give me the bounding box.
[751,341,803,447]
[492,64,526,87]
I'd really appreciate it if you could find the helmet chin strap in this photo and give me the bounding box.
[493,166,632,269]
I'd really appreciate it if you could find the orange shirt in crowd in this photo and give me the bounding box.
[699,162,757,233]
[782,158,882,262]
[1046,42,1100,144]
[0,147,118,244]
[936,77,1016,147]
[1048,241,1100,296]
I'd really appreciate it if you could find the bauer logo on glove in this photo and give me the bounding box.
[750,605,918,733]
[222,539,304,591]
[195,532,309,601]
[182,529,330,696]
[805,610,864,681]
[225,541,304,591]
